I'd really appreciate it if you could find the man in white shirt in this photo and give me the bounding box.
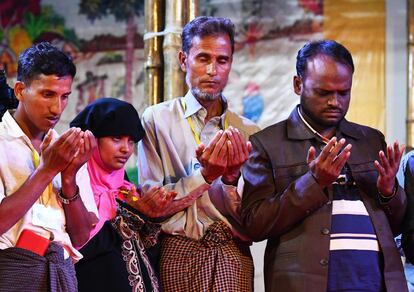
[138,16,259,291]
[0,42,98,292]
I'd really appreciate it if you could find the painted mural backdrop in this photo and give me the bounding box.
[0,0,384,168]
[0,0,321,129]
[0,0,146,132]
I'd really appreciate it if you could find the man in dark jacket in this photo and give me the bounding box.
[241,40,407,292]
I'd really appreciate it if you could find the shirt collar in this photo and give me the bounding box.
[2,110,27,138]
[2,110,59,147]
[182,90,229,119]
[183,91,203,118]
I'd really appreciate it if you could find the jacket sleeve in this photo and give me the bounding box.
[378,185,406,236]
[401,155,414,262]
[241,135,329,241]
[374,129,407,237]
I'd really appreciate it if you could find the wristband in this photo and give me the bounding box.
[378,183,398,200]
[57,185,80,204]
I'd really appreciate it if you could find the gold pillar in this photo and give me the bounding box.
[145,0,199,103]
[184,0,199,23]
[181,0,199,94]
[163,0,185,101]
[144,0,164,106]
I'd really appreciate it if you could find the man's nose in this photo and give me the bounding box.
[327,93,338,106]
[206,62,217,75]
[50,98,63,115]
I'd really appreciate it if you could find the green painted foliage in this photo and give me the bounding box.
[23,5,68,40]
[23,12,50,40]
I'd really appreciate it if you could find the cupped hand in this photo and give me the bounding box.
[307,137,352,187]
[221,127,252,184]
[62,130,97,178]
[39,128,84,176]
[126,186,200,219]
[196,130,228,183]
[375,140,405,196]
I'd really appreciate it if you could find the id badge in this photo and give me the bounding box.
[190,157,201,172]
[32,203,65,231]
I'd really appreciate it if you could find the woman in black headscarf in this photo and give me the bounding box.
[71,98,200,292]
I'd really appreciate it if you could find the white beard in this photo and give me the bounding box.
[191,87,222,101]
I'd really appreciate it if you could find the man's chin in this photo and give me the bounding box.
[192,89,222,101]
[322,117,344,127]
[41,123,55,133]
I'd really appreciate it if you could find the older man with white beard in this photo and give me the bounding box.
[137,16,260,292]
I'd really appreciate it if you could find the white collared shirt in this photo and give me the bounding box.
[0,111,98,262]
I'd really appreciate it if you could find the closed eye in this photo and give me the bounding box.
[42,90,56,98]
[315,89,331,96]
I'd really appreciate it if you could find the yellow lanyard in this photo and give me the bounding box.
[181,99,229,145]
[32,150,53,206]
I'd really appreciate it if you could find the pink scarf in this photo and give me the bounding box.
[87,147,133,240]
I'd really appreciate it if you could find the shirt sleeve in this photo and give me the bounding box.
[76,164,99,218]
[207,178,243,224]
[208,115,261,223]
[137,107,210,202]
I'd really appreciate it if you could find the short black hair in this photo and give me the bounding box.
[296,40,354,79]
[182,16,235,54]
[17,42,76,85]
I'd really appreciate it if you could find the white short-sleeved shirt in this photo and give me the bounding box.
[0,111,98,262]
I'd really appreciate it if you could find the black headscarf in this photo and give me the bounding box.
[70,97,145,143]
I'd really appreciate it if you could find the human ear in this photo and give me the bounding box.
[178,51,187,73]
[293,76,302,95]
[14,81,26,102]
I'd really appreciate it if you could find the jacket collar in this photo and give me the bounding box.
[287,105,363,141]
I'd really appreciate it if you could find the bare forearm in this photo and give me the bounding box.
[0,168,55,235]
[61,175,95,248]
